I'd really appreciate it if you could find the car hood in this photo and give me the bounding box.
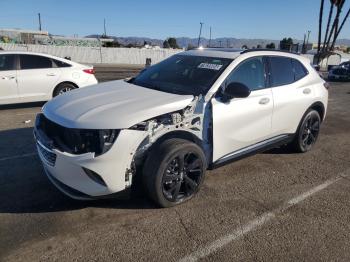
[43,80,194,129]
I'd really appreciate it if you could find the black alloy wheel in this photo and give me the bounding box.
[162,152,203,202]
[299,111,320,151]
[143,139,207,208]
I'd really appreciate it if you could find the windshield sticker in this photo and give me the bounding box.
[198,63,223,70]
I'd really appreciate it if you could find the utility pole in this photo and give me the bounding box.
[197,22,203,47]
[209,26,212,48]
[306,30,311,48]
[38,13,42,31]
[219,40,222,48]
[103,18,107,37]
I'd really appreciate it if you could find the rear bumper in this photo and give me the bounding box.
[80,76,98,87]
[35,128,147,200]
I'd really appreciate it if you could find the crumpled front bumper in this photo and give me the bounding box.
[35,129,147,200]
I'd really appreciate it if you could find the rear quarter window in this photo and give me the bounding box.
[292,59,308,81]
[53,59,72,68]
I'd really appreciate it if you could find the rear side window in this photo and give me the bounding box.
[20,55,53,70]
[292,59,308,81]
[0,55,15,71]
[269,56,294,87]
[53,59,71,68]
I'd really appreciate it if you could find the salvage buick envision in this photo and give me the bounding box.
[34,49,328,207]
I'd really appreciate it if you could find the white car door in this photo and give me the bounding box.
[0,54,19,104]
[17,54,61,102]
[212,56,273,162]
[268,56,313,136]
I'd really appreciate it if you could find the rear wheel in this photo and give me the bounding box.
[53,83,77,97]
[143,139,207,208]
[290,109,321,153]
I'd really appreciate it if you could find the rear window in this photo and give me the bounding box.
[0,54,15,71]
[20,55,53,70]
[269,56,294,87]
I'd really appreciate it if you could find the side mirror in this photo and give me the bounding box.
[223,82,251,99]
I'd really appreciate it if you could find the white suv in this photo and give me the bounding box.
[0,51,97,105]
[34,49,328,207]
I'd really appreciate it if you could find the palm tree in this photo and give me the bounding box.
[331,5,350,49]
[318,0,325,54]
[321,0,335,53]
[325,0,345,51]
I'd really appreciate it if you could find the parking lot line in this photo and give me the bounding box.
[0,153,37,162]
[179,169,349,262]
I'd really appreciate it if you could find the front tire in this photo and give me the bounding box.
[290,109,321,153]
[143,139,207,208]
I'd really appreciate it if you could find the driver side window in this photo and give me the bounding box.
[226,57,266,91]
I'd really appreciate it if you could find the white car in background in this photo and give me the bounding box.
[34,49,328,208]
[0,51,98,105]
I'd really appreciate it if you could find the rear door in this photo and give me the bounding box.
[212,56,274,162]
[17,54,61,102]
[0,54,18,104]
[268,56,311,136]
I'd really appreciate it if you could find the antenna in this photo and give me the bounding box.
[197,22,203,47]
[38,13,42,31]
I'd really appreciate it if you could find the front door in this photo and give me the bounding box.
[0,54,18,104]
[212,56,273,162]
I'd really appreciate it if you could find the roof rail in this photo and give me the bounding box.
[240,49,299,55]
[193,47,244,53]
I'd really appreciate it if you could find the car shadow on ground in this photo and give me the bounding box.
[0,127,156,214]
[0,101,45,110]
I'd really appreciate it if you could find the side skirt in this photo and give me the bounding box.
[209,134,294,170]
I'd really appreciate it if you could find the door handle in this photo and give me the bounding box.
[259,97,270,105]
[46,73,57,76]
[1,76,15,80]
[303,88,311,94]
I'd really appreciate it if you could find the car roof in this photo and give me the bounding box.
[181,49,243,59]
[180,48,308,62]
[0,50,78,65]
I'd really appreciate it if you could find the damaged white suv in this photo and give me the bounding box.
[34,49,328,207]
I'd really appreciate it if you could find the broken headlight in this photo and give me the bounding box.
[98,129,119,155]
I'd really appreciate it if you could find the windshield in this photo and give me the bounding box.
[131,55,232,96]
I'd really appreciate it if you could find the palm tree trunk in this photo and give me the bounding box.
[322,2,335,53]
[331,7,350,50]
[318,0,325,54]
[325,1,344,51]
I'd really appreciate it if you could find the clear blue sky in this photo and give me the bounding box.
[1,0,349,41]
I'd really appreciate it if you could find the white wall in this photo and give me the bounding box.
[0,43,182,65]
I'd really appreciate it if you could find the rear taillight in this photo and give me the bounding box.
[323,82,330,90]
[83,68,95,74]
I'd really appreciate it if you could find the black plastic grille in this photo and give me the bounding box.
[37,141,57,166]
[35,114,118,156]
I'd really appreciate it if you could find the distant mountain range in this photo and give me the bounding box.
[87,35,350,48]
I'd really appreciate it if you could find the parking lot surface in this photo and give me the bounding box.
[0,67,349,262]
